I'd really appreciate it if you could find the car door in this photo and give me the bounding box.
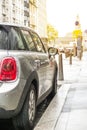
[29,31,55,98]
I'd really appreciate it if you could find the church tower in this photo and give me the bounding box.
[75,15,81,30]
[73,15,82,39]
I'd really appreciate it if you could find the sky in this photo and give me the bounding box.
[46,0,87,36]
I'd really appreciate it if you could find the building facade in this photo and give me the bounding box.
[29,0,47,38]
[0,0,24,25]
[24,0,29,26]
[29,0,37,30]
[37,0,47,38]
[0,0,47,39]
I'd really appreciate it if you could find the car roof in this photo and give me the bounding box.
[0,22,35,32]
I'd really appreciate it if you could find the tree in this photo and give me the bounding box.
[47,24,58,43]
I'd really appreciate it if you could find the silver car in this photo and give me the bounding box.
[0,23,58,130]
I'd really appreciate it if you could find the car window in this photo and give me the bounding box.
[9,28,26,50]
[0,26,9,49]
[30,31,46,53]
[21,29,36,51]
[0,26,27,50]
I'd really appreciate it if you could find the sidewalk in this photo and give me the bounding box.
[34,52,87,130]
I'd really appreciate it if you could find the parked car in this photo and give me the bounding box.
[0,23,58,130]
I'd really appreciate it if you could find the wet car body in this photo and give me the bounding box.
[0,23,58,130]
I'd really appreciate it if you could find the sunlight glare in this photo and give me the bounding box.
[47,0,87,36]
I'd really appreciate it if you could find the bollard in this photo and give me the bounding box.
[77,49,82,60]
[58,53,64,80]
[69,54,72,65]
[73,46,77,57]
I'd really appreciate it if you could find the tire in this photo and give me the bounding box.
[13,84,36,130]
[51,68,58,97]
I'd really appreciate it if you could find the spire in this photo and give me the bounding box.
[76,14,80,21]
[75,14,81,30]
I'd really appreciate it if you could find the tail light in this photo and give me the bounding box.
[0,57,17,81]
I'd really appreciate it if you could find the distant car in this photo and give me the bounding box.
[0,23,58,130]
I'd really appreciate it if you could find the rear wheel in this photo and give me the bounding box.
[13,84,36,130]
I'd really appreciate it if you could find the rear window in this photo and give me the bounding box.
[0,25,26,50]
[0,26,8,49]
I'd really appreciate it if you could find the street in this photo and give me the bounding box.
[55,52,87,130]
[35,51,87,130]
[0,88,54,130]
[0,1,87,130]
[1,52,87,130]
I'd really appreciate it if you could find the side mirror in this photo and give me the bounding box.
[48,47,58,57]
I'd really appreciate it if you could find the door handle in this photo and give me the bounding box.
[35,60,41,68]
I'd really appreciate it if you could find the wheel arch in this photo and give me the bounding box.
[13,71,39,117]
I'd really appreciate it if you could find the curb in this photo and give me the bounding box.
[34,84,71,130]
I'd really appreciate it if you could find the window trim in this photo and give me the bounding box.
[29,30,46,53]
[20,27,37,52]
[13,27,29,50]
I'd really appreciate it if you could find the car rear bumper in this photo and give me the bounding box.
[0,108,17,119]
[0,79,26,118]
